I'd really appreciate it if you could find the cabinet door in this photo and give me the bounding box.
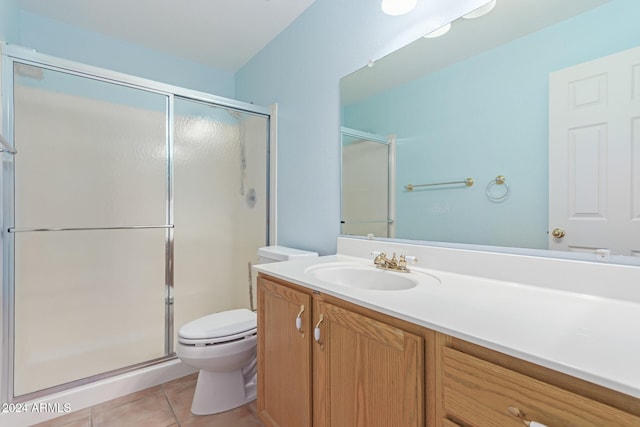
[257,277,312,427]
[313,300,424,427]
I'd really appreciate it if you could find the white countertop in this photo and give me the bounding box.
[253,253,640,399]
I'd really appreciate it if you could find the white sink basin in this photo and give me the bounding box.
[305,263,439,291]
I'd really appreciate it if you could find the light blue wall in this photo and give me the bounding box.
[236,0,488,255]
[17,11,234,97]
[0,0,20,44]
[6,0,503,256]
[342,0,640,249]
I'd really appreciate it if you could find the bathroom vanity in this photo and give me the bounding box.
[257,275,424,426]
[253,238,640,427]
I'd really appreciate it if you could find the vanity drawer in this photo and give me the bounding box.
[441,347,640,427]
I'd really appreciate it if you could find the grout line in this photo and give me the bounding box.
[162,385,181,427]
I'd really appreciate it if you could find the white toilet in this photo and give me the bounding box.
[176,245,318,415]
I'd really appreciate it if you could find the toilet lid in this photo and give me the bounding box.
[178,309,256,341]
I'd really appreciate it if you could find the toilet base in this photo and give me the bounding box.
[191,369,256,415]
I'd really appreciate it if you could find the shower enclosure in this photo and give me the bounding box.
[0,45,272,402]
[340,127,395,238]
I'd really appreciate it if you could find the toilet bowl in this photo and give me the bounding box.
[176,245,318,415]
[176,309,257,415]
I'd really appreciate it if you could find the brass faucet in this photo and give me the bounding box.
[373,252,412,272]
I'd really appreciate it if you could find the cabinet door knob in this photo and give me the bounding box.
[508,407,548,427]
[295,305,305,333]
[551,228,565,238]
[314,314,324,343]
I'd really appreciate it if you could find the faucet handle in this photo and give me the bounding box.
[397,255,415,271]
[398,255,407,268]
[371,251,386,267]
[404,255,418,264]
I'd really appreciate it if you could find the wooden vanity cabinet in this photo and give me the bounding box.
[439,339,640,427]
[312,299,424,427]
[257,276,312,427]
[257,274,425,427]
[257,274,640,427]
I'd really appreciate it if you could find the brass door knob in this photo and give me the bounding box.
[551,228,565,238]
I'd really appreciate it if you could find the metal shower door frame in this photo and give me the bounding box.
[0,43,273,403]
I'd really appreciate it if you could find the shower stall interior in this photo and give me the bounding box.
[0,45,272,402]
[340,127,395,238]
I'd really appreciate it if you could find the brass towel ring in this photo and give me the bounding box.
[486,175,510,202]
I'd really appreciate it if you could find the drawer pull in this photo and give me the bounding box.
[295,305,305,332]
[508,407,548,427]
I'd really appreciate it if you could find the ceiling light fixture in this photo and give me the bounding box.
[462,0,497,19]
[381,0,417,16]
[424,23,452,38]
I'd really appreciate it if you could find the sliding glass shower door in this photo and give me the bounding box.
[2,48,272,402]
[10,63,170,396]
[173,98,269,343]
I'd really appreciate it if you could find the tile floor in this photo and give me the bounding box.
[33,373,264,427]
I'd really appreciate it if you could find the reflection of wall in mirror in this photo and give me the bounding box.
[342,0,640,249]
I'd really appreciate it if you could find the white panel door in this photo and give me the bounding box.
[549,46,640,257]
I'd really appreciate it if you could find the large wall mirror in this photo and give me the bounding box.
[340,0,640,266]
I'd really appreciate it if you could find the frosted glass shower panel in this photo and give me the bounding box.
[13,63,168,228]
[13,229,167,396]
[173,98,269,337]
[341,135,390,237]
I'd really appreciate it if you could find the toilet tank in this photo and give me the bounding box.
[257,245,318,264]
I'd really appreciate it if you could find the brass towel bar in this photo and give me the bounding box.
[404,177,474,191]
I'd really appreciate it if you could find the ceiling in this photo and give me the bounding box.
[341,0,612,105]
[17,0,316,72]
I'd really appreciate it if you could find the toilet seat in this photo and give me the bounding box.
[178,309,257,346]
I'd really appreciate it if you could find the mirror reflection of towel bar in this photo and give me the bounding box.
[405,177,474,191]
[341,220,394,224]
[0,133,17,155]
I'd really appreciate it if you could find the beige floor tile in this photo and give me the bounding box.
[42,418,91,427]
[91,385,163,416]
[31,408,92,427]
[246,401,258,415]
[180,404,263,427]
[163,374,198,422]
[162,372,198,391]
[92,391,176,427]
[31,374,262,427]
